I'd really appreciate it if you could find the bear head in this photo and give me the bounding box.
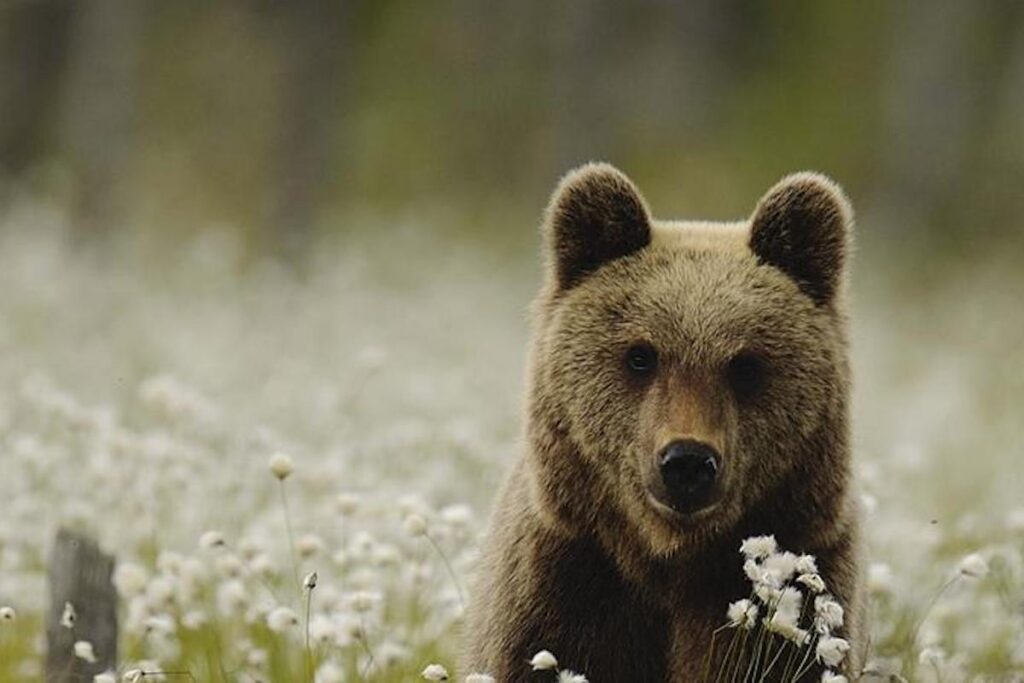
[526,163,853,558]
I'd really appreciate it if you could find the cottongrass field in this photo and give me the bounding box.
[0,198,1022,682]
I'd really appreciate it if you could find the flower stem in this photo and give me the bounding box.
[304,586,314,683]
[425,531,465,611]
[278,479,301,595]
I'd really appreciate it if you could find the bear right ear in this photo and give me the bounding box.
[748,172,853,306]
[543,163,652,291]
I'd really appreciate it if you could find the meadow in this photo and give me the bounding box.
[0,196,1022,682]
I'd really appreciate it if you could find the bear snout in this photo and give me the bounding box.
[657,439,721,514]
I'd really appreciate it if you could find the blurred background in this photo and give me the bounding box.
[2,0,1024,262]
[1,3,1023,680]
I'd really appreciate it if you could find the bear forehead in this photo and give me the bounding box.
[555,220,828,354]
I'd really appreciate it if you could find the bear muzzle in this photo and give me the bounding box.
[656,439,722,515]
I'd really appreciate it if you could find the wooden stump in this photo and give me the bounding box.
[45,528,117,682]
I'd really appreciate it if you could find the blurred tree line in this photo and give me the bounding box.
[1,0,1022,260]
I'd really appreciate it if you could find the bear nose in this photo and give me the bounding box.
[659,439,720,513]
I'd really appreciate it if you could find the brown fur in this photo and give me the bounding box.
[463,163,863,682]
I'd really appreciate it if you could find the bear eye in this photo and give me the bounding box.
[625,343,658,376]
[727,352,766,401]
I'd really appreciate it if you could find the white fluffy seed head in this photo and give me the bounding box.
[0,606,15,621]
[739,535,777,560]
[61,602,76,628]
[350,591,380,613]
[113,563,148,598]
[336,492,361,516]
[268,452,295,480]
[763,551,799,585]
[959,553,989,578]
[266,606,299,632]
[816,636,851,667]
[403,513,428,537]
[814,595,845,633]
[421,663,449,680]
[303,571,318,591]
[557,671,588,683]
[530,650,558,670]
[1005,508,1024,533]
[296,534,324,559]
[798,573,826,593]
[93,671,117,683]
[74,640,97,663]
[867,562,894,594]
[199,530,227,549]
[795,554,819,575]
[821,672,848,683]
[726,599,758,629]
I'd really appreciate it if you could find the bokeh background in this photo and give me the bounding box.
[4,1,1024,257]
[1,2,1023,681]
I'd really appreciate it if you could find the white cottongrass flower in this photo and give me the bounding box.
[421,663,449,680]
[767,587,808,644]
[132,662,163,681]
[74,640,98,663]
[296,533,325,559]
[268,452,295,480]
[303,570,318,591]
[918,646,945,666]
[214,554,244,579]
[181,610,207,630]
[798,572,826,593]
[350,591,381,613]
[216,579,247,614]
[814,595,845,633]
[464,675,497,683]
[557,671,588,683]
[867,562,894,593]
[0,606,15,621]
[763,551,799,585]
[820,672,848,683]
[112,563,148,598]
[740,535,777,560]
[404,513,429,537]
[795,554,819,575]
[336,492,361,516]
[199,530,226,549]
[266,606,299,632]
[726,598,759,629]
[768,619,810,647]
[308,615,337,646]
[743,558,766,584]
[315,661,345,683]
[93,672,117,683]
[958,552,989,578]
[755,582,782,606]
[440,504,474,528]
[61,602,77,628]
[122,669,143,683]
[1005,507,1024,533]
[815,635,851,667]
[530,650,558,670]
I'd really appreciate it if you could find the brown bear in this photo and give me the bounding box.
[462,163,863,682]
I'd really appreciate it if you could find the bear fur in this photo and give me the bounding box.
[463,163,863,682]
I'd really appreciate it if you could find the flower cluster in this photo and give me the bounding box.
[710,536,851,682]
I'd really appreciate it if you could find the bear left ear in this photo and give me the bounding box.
[543,162,652,291]
[748,172,853,306]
